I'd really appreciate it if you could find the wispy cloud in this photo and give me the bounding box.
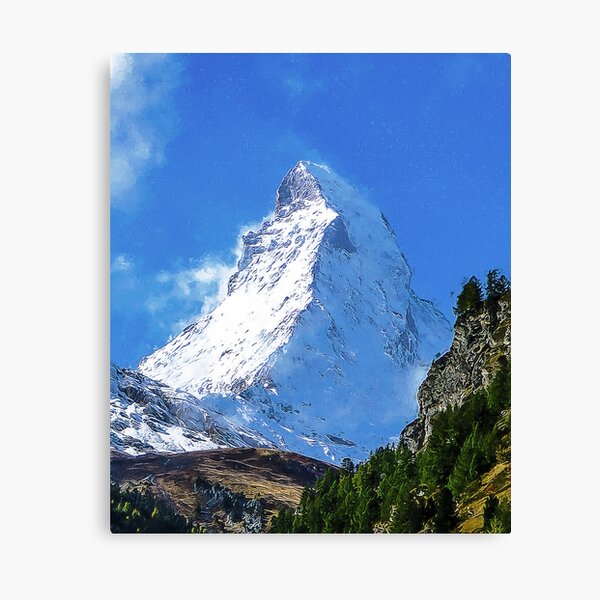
[112,254,134,272]
[110,54,184,205]
[144,219,265,336]
[149,258,235,318]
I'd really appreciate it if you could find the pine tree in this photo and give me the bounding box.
[389,483,424,533]
[266,358,511,535]
[448,424,497,498]
[340,458,355,474]
[485,268,510,304]
[483,495,499,530]
[486,357,511,414]
[454,276,484,316]
[431,487,457,532]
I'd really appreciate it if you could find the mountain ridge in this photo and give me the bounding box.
[114,162,452,463]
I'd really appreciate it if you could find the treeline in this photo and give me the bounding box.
[454,268,510,317]
[110,483,203,533]
[270,360,511,534]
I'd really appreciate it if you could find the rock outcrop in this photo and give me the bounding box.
[400,292,511,452]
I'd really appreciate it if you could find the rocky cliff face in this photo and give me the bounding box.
[193,478,265,533]
[400,293,511,452]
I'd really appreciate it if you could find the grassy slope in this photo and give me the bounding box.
[456,409,511,533]
[111,447,334,530]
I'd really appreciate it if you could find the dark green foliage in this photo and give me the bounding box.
[483,495,499,527]
[485,268,511,306]
[447,425,497,497]
[454,270,510,317]
[270,362,511,534]
[483,495,511,533]
[340,458,356,474]
[431,487,457,533]
[388,457,427,533]
[486,355,511,414]
[454,276,483,316]
[110,483,202,533]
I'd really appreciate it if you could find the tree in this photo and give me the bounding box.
[483,495,510,533]
[483,495,499,530]
[110,483,195,533]
[431,487,457,533]
[340,458,355,474]
[485,269,510,304]
[447,424,497,497]
[267,358,511,535]
[486,357,511,414]
[454,276,483,316]
[389,483,425,533]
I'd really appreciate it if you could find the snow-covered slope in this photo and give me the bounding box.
[110,364,275,455]
[132,162,452,463]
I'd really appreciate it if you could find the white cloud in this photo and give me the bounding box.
[110,54,184,205]
[144,257,235,334]
[144,219,266,335]
[112,254,134,272]
[110,54,132,89]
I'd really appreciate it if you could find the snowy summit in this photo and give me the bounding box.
[112,162,453,463]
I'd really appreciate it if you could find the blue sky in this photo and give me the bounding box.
[111,53,510,368]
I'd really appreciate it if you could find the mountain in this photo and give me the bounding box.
[119,161,452,463]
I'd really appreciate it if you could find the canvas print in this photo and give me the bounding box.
[110,53,510,533]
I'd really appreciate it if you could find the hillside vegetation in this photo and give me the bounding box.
[271,272,511,534]
[110,483,202,533]
[110,448,333,533]
[271,361,510,533]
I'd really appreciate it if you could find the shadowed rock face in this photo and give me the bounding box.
[275,161,324,213]
[400,293,511,452]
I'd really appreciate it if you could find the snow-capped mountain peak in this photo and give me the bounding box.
[275,160,325,213]
[130,162,453,463]
[139,162,340,396]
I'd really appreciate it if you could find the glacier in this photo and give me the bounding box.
[115,161,453,463]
